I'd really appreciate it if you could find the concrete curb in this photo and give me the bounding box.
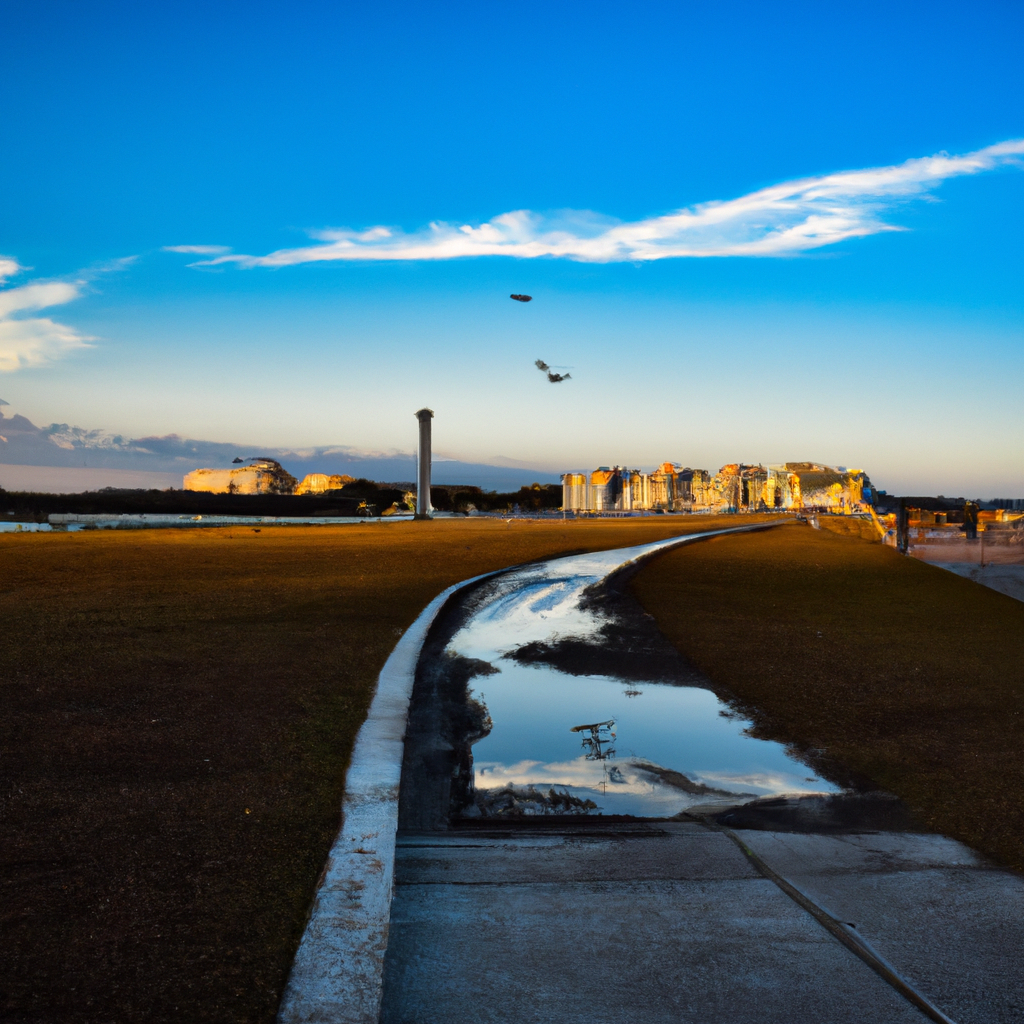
[276,570,502,1024]
[277,521,785,1024]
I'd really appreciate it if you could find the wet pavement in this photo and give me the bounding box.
[381,822,1024,1024]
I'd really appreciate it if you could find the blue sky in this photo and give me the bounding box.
[1,0,1022,494]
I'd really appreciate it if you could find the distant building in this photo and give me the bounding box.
[648,463,675,509]
[778,463,870,512]
[562,460,872,513]
[295,473,355,495]
[184,458,297,495]
[622,470,650,510]
[561,473,588,511]
[589,467,622,511]
[649,463,711,510]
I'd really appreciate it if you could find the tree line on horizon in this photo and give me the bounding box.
[0,480,564,519]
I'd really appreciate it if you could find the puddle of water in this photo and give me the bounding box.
[446,533,839,818]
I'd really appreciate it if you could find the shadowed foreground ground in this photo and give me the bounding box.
[630,522,1024,872]
[0,517,733,1024]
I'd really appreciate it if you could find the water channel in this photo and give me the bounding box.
[431,530,840,820]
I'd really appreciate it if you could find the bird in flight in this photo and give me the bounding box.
[535,359,572,383]
[510,293,532,302]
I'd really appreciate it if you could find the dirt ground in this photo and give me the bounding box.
[0,516,740,1024]
[630,522,1024,873]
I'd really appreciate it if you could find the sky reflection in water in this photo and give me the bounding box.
[447,536,838,817]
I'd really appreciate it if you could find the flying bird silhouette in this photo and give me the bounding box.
[535,359,571,383]
[510,293,532,302]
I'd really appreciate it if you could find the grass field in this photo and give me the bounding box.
[0,517,740,1024]
[630,522,1024,872]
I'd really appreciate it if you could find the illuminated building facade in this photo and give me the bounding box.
[561,462,872,513]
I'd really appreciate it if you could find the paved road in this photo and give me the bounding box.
[381,821,1024,1024]
[934,562,1024,603]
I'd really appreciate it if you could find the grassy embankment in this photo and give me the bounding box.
[630,522,1024,871]
[0,516,743,1024]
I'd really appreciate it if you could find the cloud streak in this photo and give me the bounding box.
[0,256,23,285]
[163,244,232,255]
[180,140,1024,268]
[0,260,95,372]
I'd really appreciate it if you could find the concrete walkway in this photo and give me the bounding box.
[280,526,1024,1024]
[278,524,786,1024]
[382,822,1024,1024]
[932,562,1024,603]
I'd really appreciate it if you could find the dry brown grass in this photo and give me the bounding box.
[630,523,1024,871]
[0,516,738,1024]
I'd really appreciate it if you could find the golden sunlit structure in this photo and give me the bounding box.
[294,473,355,495]
[183,458,297,495]
[562,461,873,514]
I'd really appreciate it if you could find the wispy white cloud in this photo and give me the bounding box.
[0,315,94,372]
[91,255,140,273]
[0,267,94,373]
[163,244,232,255]
[0,256,24,285]
[178,140,1024,268]
[0,280,82,319]
[0,256,139,371]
